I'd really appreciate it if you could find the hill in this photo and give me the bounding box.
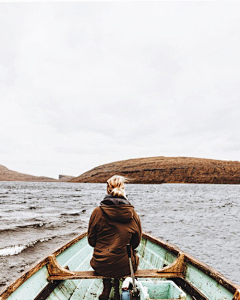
[58,175,75,182]
[70,156,240,184]
[0,164,57,182]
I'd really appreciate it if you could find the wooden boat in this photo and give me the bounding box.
[0,231,239,300]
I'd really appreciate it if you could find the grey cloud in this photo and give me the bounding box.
[1,2,240,177]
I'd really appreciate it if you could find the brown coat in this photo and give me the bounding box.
[87,195,142,278]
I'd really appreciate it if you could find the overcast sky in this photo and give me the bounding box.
[1,1,240,178]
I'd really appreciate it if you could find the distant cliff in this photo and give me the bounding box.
[70,157,240,184]
[0,165,57,182]
[58,175,75,182]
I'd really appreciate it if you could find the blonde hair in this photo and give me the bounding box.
[107,175,128,198]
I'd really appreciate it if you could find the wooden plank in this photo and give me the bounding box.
[48,270,183,281]
[136,269,182,278]
[46,251,186,281]
[48,270,102,280]
[233,290,240,300]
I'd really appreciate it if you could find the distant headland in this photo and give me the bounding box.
[70,156,240,184]
[0,164,57,182]
[1,157,240,184]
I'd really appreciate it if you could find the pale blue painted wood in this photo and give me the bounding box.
[48,280,77,300]
[85,279,102,300]
[169,281,186,298]
[144,239,177,266]
[69,279,93,300]
[58,243,89,266]
[47,236,96,299]
[74,252,93,271]
[139,239,177,270]
[50,236,192,300]
[7,266,49,300]
[72,278,96,300]
[57,245,93,271]
[137,238,147,257]
[65,279,85,300]
[186,264,234,300]
[57,237,92,270]
[138,280,186,299]
[4,235,236,300]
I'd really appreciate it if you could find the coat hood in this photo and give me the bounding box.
[100,195,134,223]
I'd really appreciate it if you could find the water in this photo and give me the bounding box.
[0,182,239,291]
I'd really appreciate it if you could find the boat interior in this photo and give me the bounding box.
[2,232,240,300]
[41,235,188,300]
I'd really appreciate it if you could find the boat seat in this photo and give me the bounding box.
[47,253,186,281]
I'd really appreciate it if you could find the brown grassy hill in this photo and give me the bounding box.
[0,164,57,182]
[70,157,240,184]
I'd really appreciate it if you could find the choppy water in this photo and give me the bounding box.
[0,182,239,291]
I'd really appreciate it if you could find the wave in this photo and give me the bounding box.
[0,227,18,234]
[16,221,45,228]
[0,219,72,233]
[61,212,80,216]
[0,237,54,257]
[0,222,45,233]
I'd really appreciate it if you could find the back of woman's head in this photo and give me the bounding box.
[107,175,128,198]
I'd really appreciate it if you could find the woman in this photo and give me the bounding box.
[88,175,142,300]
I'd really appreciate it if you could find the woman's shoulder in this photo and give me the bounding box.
[89,206,103,223]
[91,206,102,215]
[132,209,141,222]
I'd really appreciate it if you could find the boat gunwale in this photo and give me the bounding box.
[0,232,87,299]
[143,232,240,294]
[1,231,240,299]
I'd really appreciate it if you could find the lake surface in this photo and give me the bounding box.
[0,182,239,291]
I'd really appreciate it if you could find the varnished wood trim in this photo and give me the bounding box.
[47,255,75,277]
[48,271,103,280]
[142,232,240,295]
[48,270,183,281]
[47,251,186,281]
[233,290,240,300]
[158,253,186,275]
